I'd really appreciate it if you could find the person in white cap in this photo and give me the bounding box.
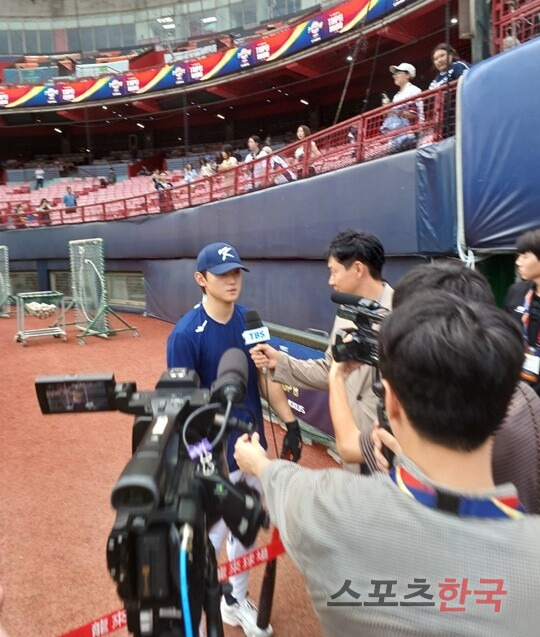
[382,63,424,153]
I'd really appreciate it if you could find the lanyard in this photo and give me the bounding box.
[391,465,526,519]
[521,288,540,355]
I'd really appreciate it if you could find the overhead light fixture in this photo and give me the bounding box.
[162,23,176,30]
[102,105,107,110]
[177,137,182,141]
[36,118,41,122]
[157,17,174,23]
[54,128,62,133]
[106,120,110,124]
[300,99,309,105]
[217,114,225,119]
[266,99,271,103]
[450,17,458,24]
[137,122,145,128]
[201,16,217,24]
[346,55,353,62]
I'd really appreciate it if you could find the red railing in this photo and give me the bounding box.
[0,82,456,229]
[492,0,540,52]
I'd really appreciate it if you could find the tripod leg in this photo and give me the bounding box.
[203,542,225,637]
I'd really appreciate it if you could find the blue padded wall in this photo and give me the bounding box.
[460,37,540,250]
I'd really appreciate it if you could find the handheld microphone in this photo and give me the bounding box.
[243,310,271,374]
[242,310,271,348]
[210,348,248,405]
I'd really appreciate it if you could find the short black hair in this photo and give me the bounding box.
[393,260,495,308]
[222,144,234,157]
[516,228,540,259]
[378,290,523,451]
[326,230,385,280]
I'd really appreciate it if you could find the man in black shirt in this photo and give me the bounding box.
[505,228,540,396]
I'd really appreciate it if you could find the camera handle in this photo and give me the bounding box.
[372,369,395,466]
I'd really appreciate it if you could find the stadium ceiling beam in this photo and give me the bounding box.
[377,24,418,44]
[132,99,161,113]
[57,109,85,122]
[284,61,320,78]
[205,85,245,99]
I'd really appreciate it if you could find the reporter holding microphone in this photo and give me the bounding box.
[236,291,540,636]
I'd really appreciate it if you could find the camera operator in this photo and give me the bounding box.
[235,291,540,636]
[250,230,393,472]
[369,260,540,513]
[167,242,300,637]
[504,228,540,397]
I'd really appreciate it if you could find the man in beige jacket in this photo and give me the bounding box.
[250,230,393,472]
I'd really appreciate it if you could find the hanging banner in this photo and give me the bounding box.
[0,0,414,110]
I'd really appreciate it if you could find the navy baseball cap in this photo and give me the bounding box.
[196,242,249,275]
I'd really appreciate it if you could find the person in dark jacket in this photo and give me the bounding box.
[504,228,540,396]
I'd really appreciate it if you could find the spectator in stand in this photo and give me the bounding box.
[36,198,53,226]
[151,168,161,186]
[199,157,215,179]
[217,145,239,196]
[262,146,297,185]
[244,135,268,189]
[384,63,424,153]
[294,125,322,177]
[108,167,117,185]
[429,43,470,89]
[155,171,173,213]
[138,165,151,176]
[12,204,27,229]
[218,145,238,173]
[232,147,243,162]
[428,45,469,137]
[34,165,45,190]
[63,186,77,214]
[183,162,198,183]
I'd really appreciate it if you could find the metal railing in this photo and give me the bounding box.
[0,82,457,229]
[492,0,540,52]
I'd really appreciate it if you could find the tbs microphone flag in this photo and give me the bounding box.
[242,310,270,347]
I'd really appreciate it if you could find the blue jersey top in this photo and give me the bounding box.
[166,302,266,471]
[429,60,470,89]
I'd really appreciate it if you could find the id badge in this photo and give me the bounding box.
[521,353,540,383]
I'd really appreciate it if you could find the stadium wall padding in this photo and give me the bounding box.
[416,137,457,254]
[0,149,420,262]
[0,147,452,329]
[460,37,540,250]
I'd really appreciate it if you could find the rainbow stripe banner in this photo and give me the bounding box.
[0,0,410,110]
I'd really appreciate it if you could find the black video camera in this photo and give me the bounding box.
[330,291,394,464]
[35,349,269,637]
[330,292,388,365]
